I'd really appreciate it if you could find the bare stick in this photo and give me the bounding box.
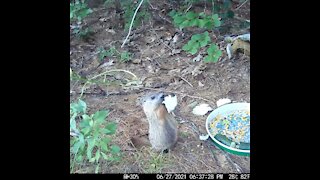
[121,0,144,48]
[179,76,193,88]
[185,4,192,13]
[235,0,249,10]
[89,69,138,80]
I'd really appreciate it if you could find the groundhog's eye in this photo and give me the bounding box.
[151,96,155,100]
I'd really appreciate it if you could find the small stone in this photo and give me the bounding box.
[132,59,141,64]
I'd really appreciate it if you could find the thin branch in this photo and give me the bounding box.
[235,0,249,10]
[185,4,192,13]
[89,69,138,80]
[121,0,145,48]
[179,76,193,88]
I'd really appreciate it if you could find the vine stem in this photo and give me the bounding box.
[121,0,144,48]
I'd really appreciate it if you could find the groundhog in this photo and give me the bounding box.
[141,92,178,152]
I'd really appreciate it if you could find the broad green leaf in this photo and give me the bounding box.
[197,19,206,28]
[199,40,209,48]
[203,31,209,37]
[180,20,191,29]
[95,149,101,163]
[82,114,91,122]
[104,137,112,144]
[86,138,95,159]
[93,129,99,140]
[173,16,185,25]
[79,133,85,144]
[89,120,94,127]
[204,35,211,44]
[80,114,90,128]
[189,47,198,55]
[93,110,108,124]
[186,12,197,19]
[70,118,77,131]
[101,128,112,135]
[213,19,221,27]
[87,9,93,14]
[212,14,221,27]
[213,50,222,62]
[199,12,206,17]
[168,10,176,17]
[105,122,117,134]
[182,43,192,51]
[71,141,82,154]
[110,145,121,154]
[72,29,80,34]
[101,151,108,160]
[70,99,86,113]
[193,42,200,49]
[203,55,213,62]
[76,155,83,162]
[189,19,198,27]
[204,49,222,63]
[207,44,218,55]
[191,34,202,41]
[204,20,214,29]
[70,138,77,146]
[100,141,109,152]
[81,126,91,135]
[89,157,96,163]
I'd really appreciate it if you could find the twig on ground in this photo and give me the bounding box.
[235,0,249,10]
[179,76,193,88]
[89,69,138,80]
[185,4,192,13]
[223,152,243,173]
[149,28,173,51]
[121,0,145,48]
[148,1,158,10]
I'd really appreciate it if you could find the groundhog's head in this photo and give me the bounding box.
[141,92,165,115]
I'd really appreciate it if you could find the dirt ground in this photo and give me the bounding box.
[70,0,250,173]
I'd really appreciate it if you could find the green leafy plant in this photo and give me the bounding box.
[70,99,121,173]
[98,46,132,63]
[98,47,117,61]
[182,31,211,55]
[72,27,93,39]
[103,0,150,31]
[169,8,222,63]
[70,0,93,22]
[122,1,150,31]
[213,0,235,20]
[204,44,222,63]
[182,31,222,62]
[169,10,221,30]
[120,51,132,62]
[70,1,93,39]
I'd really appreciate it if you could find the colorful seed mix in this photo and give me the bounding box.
[208,110,250,145]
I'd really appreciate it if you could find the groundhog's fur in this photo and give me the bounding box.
[142,92,178,152]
